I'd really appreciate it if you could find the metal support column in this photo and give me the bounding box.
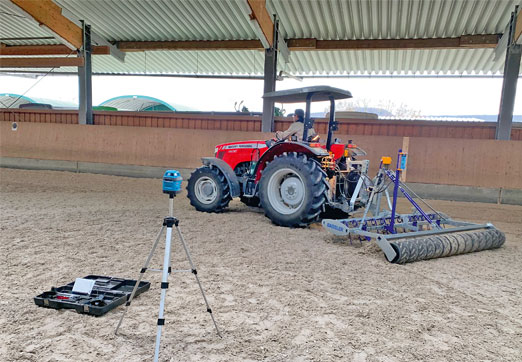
[261,49,277,132]
[261,17,279,133]
[78,21,93,125]
[496,7,521,140]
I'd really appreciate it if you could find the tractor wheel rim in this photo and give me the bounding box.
[194,176,218,204]
[267,168,305,215]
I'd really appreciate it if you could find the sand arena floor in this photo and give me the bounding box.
[0,168,521,362]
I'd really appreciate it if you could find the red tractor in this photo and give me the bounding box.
[187,86,369,227]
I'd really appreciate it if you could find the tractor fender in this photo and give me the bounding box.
[201,157,241,198]
[254,142,329,181]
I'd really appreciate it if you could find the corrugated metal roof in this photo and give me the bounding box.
[1,0,520,75]
[53,0,520,43]
[2,48,506,76]
[286,48,507,75]
[54,0,257,42]
[92,49,266,75]
[0,0,60,45]
[268,0,517,40]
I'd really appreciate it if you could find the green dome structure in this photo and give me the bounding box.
[0,93,36,109]
[99,95,180,112]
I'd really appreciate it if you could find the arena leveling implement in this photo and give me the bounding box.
[321,151,505,263]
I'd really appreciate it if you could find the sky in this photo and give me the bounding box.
[1,73,521,117]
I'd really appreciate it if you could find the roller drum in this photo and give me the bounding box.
[446,234,463,255]
[469,231,482,253]
[473,230,486,251]
[438,235,454,258]
[455,234,468,254]
[482,230,493,250]
[389,228,505,264]
[493,229,506,248]
[423,237,438,260]
[410,239,426,261]
[393,241,410,264]
[461,233,474,254]
[429,236,446,259]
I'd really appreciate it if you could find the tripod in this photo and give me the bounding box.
[115,193,221,362]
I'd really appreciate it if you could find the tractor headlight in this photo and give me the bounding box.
[214,147,218,155]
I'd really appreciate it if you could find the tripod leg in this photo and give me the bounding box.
[153,223,174,362]
[175,225,222,338]
[115,225,165,335]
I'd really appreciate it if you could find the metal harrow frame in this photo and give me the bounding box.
[322,150,505,264]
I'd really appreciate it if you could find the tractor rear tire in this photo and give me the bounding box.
[187,166,231,212]
[259,153,328,227]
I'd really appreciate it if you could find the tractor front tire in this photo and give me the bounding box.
[259,153,328,227]
[187,166,231,212]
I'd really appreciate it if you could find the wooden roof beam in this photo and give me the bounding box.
[0,57,84,68]
[117,35,499,52]
[515,9,522,44]
[245,0,274,48]
[60,8,126,63]
[10,0,83,50]
[118,40,263,52]
[459,34,499,48]
[0,44,110,56]
[3,37,492,56]
[315,35,499,50]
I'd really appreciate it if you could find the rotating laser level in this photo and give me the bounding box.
[162,170,182,195]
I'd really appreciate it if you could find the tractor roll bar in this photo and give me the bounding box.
[302,92,313,143]
[263,86,351,151]
[303,93,337,151]
[326,96,337,151]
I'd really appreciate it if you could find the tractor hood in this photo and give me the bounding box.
[215,140,268,150]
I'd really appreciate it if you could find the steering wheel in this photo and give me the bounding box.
[265,134,285,148]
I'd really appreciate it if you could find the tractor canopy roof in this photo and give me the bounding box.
[263,86,352,103]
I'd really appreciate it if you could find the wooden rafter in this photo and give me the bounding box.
[315,35,499,50]
[116,35,499,52]
[246,0,274,48]
[10,0,83,49]
[0,37,499,57]
[0,57,84,68]
[0,45,110,56]
[286,39,317,50]
[460,35,499,48]
[118,40,262,52]
[515,10,522,43]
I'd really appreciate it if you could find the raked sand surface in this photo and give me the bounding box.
[1,168,521,361]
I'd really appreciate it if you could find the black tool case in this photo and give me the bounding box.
[34,275,150,316]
